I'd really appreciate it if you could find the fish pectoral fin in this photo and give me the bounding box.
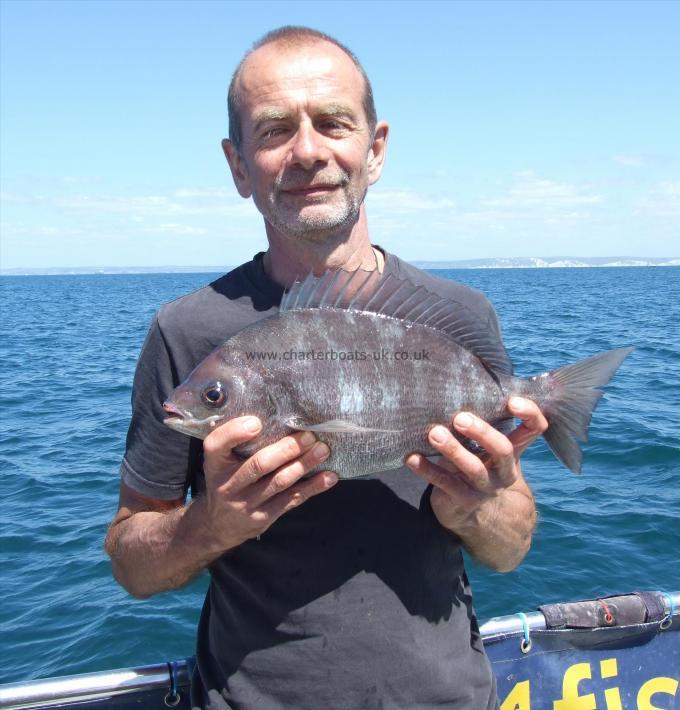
[281,416,398,434]
[307,420,400,434]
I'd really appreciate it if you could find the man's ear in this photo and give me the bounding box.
[222,139,252,198]
[366,121,389,186]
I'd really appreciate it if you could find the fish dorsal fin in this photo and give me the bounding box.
[281,268,510,373]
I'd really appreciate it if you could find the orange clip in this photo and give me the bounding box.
[597,598,614,625]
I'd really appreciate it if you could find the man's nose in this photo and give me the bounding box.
[288,123,330,169]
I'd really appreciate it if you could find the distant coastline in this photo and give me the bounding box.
[414,256,680,269]
[1,256,678,276]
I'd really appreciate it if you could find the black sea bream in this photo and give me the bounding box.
[163,268,632,477]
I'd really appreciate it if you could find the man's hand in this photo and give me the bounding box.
[197,416,338,554]
[106,416,337,598]
[405,397,548,572]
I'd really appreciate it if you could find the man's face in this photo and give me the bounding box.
[225,41,386,241]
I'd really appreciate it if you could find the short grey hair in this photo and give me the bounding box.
[227,26,378,154]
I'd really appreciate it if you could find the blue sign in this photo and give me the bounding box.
[485,621,679,709]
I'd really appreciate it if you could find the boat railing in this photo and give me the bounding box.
[1,590,678,709]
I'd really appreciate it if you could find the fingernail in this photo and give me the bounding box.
[313,442,330,460]
[509,397,525,411]
[242,417,261,433]
[300,431,316,446]
[429,426,448,444]
[405,454,420,469]
[324,471,338,486]
[455,413,473,429]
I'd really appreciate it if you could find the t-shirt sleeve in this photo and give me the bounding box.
[120,315,194,500]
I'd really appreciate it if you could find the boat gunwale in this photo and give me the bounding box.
[1,591,678,709]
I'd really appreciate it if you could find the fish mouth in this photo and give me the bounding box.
[162,401,227,438]
[163,401,188,425]
[162,401,196,434]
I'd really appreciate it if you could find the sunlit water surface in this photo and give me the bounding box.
[1,266,678,682]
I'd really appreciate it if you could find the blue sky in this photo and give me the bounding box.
[1,0,678,269]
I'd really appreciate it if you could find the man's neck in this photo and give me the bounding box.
[261,208,383,287]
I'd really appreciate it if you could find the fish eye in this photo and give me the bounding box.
[201,384,226,407]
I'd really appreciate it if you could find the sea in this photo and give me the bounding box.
[1,266,679,684]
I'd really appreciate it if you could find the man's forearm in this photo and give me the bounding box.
[455,485,536,573]
[106,427,336,599]
[105,498,227,598]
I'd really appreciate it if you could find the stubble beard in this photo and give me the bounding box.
[262,171,367,243]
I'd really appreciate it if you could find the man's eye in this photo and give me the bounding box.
[321,121,344,131]
[262,127,286,140]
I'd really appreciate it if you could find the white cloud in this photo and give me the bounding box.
[35,190,259,219]
[364,175,604,244]
[612,154,646,167]
[59,176,103,185]
[173,187,234,199]
[480,171,603,209]
[366,188,455,213]
[0,191,36,204]
[634,180,680,217]
[0,224,85,237]
[56,195,171,212]
[0,186,261,267]
[139,223,207,235]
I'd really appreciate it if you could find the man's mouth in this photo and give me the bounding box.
[284,187,337,197]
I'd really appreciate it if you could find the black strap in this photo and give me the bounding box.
[634,590,667,622]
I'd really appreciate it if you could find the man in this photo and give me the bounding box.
[105,26,547,709]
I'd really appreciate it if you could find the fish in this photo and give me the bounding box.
[163,267,633,477]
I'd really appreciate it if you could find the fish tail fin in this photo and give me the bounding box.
[539,346,633,473]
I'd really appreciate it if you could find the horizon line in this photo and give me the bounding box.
[2,255,679,276]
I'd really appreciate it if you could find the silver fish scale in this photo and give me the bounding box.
[226,308,508,479]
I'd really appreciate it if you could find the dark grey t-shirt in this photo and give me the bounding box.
[121,250,511,709]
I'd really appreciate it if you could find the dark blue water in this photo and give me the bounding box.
[1,267,679,683]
